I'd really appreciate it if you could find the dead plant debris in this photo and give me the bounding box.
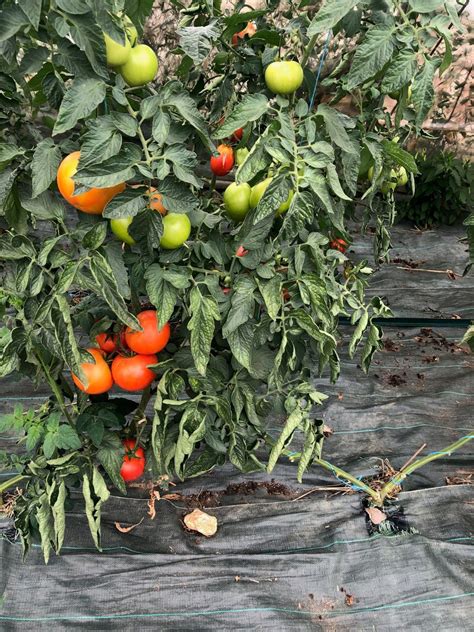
[114,518,143,533]
[445,470,473,486]
[183,509,217,537]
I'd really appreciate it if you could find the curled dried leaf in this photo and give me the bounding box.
[114,518,143,533]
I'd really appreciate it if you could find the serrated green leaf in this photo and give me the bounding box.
[31,139,62,198]
[53,79,107,135]
[188,287,220,376]
[215,94,269,139]
[257,276,281,320]
[178,21,221,64]
[346,27,395,90]
[308,0,359,36]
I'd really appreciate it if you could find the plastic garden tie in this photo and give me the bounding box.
[326,462,367,492]
[309,30,332,111]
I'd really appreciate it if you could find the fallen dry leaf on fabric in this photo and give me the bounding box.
[162,493,183,501]
[114,518,143,533]
[365,507,387,524]
[148,490,161,520]
[183,509,218,536]
[323,424,334,437]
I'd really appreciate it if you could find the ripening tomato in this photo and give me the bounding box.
[210,144,234,176]
[148,187,166,214]
[329,238,348,253]
[57,152,125,215]
[111,353,158,391]
[120,439,146,482]
[72,348,113,395]
[265,61,304,95]
[160,213,191,249]
[223,182,251,222]
[95,332,119,353]
[119,44,158,86]
[231,127,243,142]
[232,21,257,46]
[125,310,170,354]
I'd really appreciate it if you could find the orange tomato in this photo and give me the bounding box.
[148,187,167,215]
[56,151,125,215]
[72,348,113,394]
[95,332,118,354]
[111,353,158,391]
[232,21,257,46]
[125,310,170,354]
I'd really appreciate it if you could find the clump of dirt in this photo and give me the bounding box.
[383,373,407,387]
[422,354,440,364]
[392,257,426,268]
[174,479,297,508]
[415,328,468,354]
[382,338,400,352]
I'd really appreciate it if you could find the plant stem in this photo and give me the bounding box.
[301,34,318,68]
[313,457,381,502]
[35,352,73,424]
[133,386,152,425]
[126,103,152,165]
[0,474,28,494]
[378,432,474,503]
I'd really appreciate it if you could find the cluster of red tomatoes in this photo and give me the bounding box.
[72,310,170,395]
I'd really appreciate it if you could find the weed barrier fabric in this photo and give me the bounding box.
[1,224,473,629]
[0,486,473,630]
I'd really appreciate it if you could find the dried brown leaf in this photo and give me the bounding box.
[114,518,143,533]
[183,508,218,537]
[365,507,387,524]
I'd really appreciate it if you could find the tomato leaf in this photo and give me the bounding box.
[214,94,270,139]
[178,21,221,65]
[188,287,220,376]
[53,79,107,135]
[308,0,359,36]
[346,26,395,90]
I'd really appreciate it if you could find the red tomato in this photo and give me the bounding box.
[235,245,248,257]
[210,144,234,176]
[111,353,158,391]
[124,310,170,354]
[329,238,348,253]
[120,439,146,482]
[95,332,118,353]
[231,127,243,142]
[72,348,113,395]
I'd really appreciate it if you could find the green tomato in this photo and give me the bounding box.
[119,44,158,87]
[110,217,135,245]
[396,166,408,186]
[368,165,374,181]
[358,146,373,179]
[223,182,251,222]
[265,61,304,95]
[388,84,412,101]
[104,32,131,67]
[250,178,293,214]
[276,189,294,216]
[235,148,250,166]
[124,15,138,47]
[249,178,272,209]
[381,169,397,194]
[160,213,191,249]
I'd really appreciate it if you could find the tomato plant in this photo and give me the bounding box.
[0,0,469,561]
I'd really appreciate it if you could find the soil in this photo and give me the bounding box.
[415,328,468,354]
[173,479,298,508]
[391,257,426,269]
[382,338,400,352]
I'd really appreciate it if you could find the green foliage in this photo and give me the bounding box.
[398,151,473,226]
[0,0,459,559]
